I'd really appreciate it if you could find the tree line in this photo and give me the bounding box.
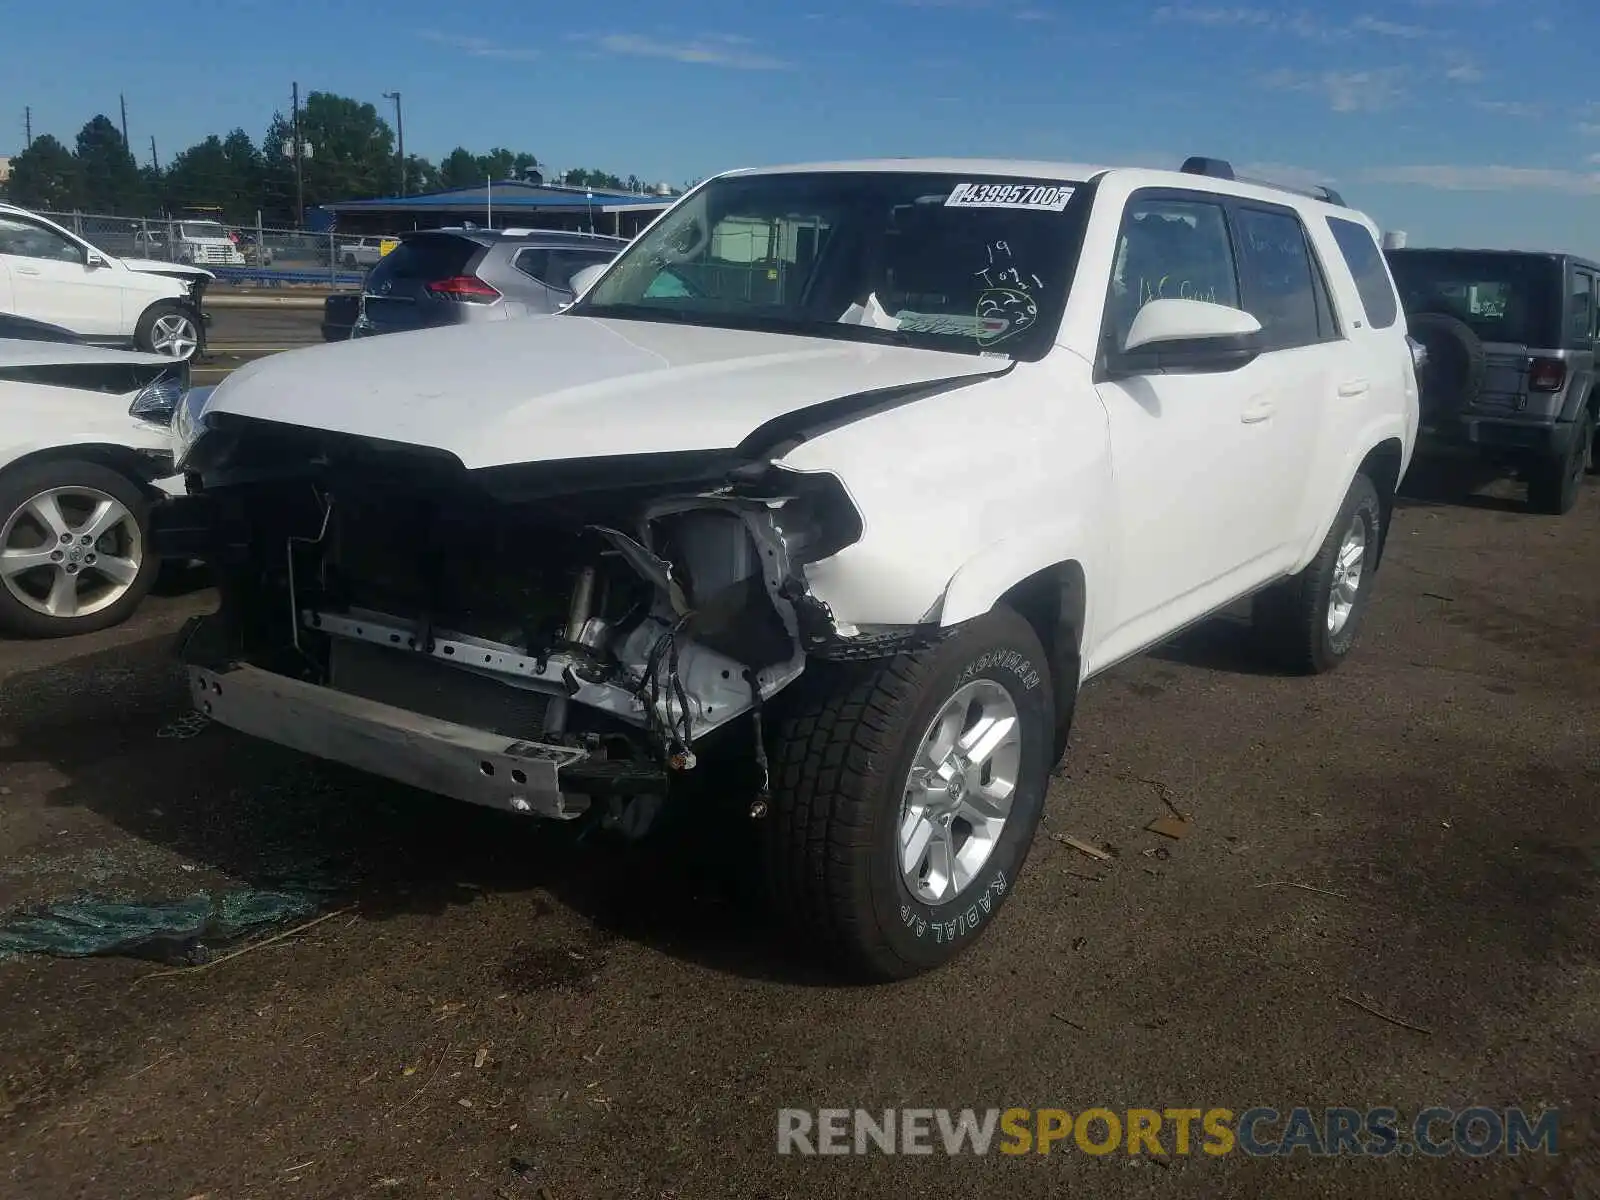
[2,92,654,225]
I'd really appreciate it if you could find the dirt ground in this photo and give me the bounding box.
[1,462,1596,1199]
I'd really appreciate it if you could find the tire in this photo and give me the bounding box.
[765,607,1055,981]
[134,302,201,360]
[1408,313,1486,424]
[0,459,158,639]
[1527,407,1594,515]
[342,254,357,268]
[1253,472,1383,675]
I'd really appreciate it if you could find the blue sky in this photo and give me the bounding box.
[6,0,1599,254]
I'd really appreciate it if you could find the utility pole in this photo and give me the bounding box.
[382,91,404,197]
[291,82,306,228]
[23,106,31,148]
[119,93,129,150]
[149,135,159,172]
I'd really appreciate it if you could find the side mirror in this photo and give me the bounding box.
[568,262,609,299]
[85,250,111,270]
[1108,298,1264,377]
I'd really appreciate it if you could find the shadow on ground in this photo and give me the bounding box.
[0,627,838,987]
[1395,454,1532,514]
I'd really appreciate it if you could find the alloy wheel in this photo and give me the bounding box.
[0,486,143,620]
[897,679,1022,905]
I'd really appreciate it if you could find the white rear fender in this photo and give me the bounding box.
[1293,417,1411,572]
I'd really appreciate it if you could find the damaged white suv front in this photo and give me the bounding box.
[159,158,1416,980]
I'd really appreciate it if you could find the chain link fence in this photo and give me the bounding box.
[36,211,400,287]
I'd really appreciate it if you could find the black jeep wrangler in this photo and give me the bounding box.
[1386,247,1599,514]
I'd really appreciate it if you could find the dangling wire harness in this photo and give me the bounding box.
[638,614,697,770]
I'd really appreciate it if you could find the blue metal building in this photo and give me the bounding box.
[313,179,677,238]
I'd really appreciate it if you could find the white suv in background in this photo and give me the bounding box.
[164,155,1418,981]
[0,203,211,359]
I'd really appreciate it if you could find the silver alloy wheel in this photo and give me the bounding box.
[0,486,143,620]
[1327,512,1368,636]
[149,312,199,358]
[897,679,1022,906]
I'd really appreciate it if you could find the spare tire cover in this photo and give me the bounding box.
[1408,312,1486,420]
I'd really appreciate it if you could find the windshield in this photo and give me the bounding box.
[573,170,1088,358]
[1386,250,1562,347]
[179,222,228,240]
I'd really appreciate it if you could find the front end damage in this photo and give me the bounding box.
[165,416,902,832]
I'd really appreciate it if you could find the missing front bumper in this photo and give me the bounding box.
[187,663,592,819]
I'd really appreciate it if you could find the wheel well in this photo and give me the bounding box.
[999,562,1085,762]
[1359,438,1405,569]
[3,444,169,494]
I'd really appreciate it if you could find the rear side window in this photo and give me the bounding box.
[514,248,617,292]
[371,235,477,282]
[1326,217,1399,329]
[1233,207,1331,349]
[1570,270,1594,342]
[1385,250,1562,346]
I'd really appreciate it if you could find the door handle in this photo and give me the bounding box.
[15,265,41,275]
[1240,396,1276,423]
[1338,379,1370,397]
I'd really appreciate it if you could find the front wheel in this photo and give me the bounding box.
[0,459,158,639]
[765,607,1055,981]
[135,302,200,360]
[1253,472,1383,674]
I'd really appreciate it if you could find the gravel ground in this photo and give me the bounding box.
[0,462,1596,1199]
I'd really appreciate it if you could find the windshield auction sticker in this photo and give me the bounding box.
[944,182,1075,211]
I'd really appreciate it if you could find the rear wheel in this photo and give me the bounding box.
[1254,472,1383,675]
[1527,407,1593,515]
[0,459,157,639]
[765,607,1054,981]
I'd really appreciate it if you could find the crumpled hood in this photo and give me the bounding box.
[0,337,174,370]
[119,259,214,281]
[200,314,1011,469]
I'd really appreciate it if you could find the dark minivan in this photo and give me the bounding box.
[1385,247,1598,514]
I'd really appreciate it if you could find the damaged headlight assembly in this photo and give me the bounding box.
[128,363,192,426]
[171,381,218,459]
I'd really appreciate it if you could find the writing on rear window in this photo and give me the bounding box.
[945,183,1075,212]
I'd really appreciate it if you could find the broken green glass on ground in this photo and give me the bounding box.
[0,887,329,965]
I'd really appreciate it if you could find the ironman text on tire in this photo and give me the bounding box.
[765,606,1055,981]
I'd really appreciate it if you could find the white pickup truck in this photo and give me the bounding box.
[338,237,394,269]
[134,221,245,268]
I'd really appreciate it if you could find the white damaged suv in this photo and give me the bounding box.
[160,156,1418,980]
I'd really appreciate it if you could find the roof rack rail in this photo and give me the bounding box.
[1179,156,1346,207]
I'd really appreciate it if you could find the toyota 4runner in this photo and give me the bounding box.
[156,156,1419,980]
